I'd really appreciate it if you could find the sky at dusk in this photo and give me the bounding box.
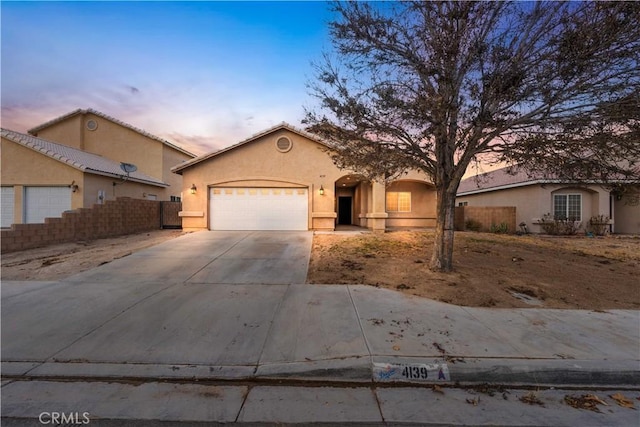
[1,1,334,155]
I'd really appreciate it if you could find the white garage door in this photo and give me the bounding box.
[24,186,72,224]
[1,187,15,228]
[210,187,308,230]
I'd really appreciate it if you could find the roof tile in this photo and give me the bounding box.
[1,128,168,187]
[458,166,547,195]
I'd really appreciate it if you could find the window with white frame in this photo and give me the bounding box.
[553,194,582,221]
[386,191,411,212]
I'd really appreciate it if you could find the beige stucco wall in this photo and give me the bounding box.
[32,112,192,200]
[613,189,640,234]
[456,184,612,233]
[2,138,82,188]
[354,182,368,227]
[2,138,84,223]
[386,180,437,228]
[82,175,170,207]
[177,130,348,231]
[32,115,84,149]
[163,145,189,199]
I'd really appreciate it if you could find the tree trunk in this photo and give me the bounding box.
[430,187,457,272]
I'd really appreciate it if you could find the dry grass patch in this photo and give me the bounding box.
[307,231,640,309]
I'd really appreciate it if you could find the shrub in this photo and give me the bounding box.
[538,213,582,235]
[490,222,510,234]
[586,215,610,236]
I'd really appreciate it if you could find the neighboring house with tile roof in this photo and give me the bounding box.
[456,166,639,234]
[172,122,437,232]
[0,129,174,227]
[27,108,195,198]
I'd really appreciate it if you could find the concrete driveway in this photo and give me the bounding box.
[65,230,313,285]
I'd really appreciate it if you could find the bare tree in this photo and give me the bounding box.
[305,1,640,272]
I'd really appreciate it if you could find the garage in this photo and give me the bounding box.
[210,187,308,230]
[24,186,72,224]
[1,186,15,228]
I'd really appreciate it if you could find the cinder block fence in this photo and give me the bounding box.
[1,197,168,253]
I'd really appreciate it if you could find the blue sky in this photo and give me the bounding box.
[1,1,333,154]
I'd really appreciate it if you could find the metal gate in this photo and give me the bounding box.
[160,201,182,229]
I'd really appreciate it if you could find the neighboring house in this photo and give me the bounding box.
[1,108,195,227]
[456,166,640,234]
[27,108,195,201]
[172,123,436,231]
[1,129,169,227]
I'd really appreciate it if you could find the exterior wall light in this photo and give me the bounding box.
[190,184,197,194]
[319,185,325,196]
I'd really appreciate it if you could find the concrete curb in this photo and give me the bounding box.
[4,358,639,388]
[445,358,640,387]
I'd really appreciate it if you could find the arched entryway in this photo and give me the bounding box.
[335,174,368,227]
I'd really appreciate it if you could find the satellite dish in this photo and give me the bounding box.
[120,162,138,174]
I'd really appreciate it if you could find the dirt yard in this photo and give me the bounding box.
[1,230,185,281]
[2,229,638,310]
[307,231,640,310]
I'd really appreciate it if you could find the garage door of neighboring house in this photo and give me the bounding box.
[1,187,15,228]
[24,186,72,224]
[209,187,308,230]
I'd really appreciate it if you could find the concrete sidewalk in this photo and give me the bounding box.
[3,381,639,426]
[2,280,638,387]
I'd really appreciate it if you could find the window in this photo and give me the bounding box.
[553,194,581,221]
[386,192,411,212]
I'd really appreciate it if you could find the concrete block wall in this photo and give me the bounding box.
[454,206,517,233]
[1,197,161,253]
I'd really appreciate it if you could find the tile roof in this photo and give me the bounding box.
[171,122,331,173]
[1,128,168,187]
[459,163,640,196]
[28,108,195,158]
[457,166,550,195]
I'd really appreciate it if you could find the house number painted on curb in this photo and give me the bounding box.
[373,362,450,382]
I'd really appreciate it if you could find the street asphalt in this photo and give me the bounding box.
[1,230,639,425]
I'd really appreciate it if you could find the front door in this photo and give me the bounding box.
[338,196,352,225]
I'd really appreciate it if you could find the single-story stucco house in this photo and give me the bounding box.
[456,166,640,234]
[171,123,437,231]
